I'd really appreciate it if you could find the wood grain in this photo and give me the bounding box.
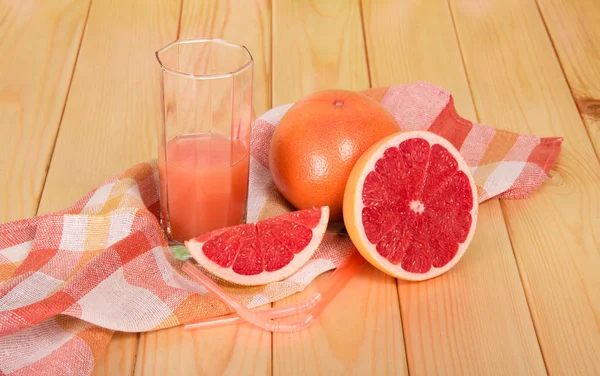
[361,0,475,117]
[272,1,408,374]
[93,332,139,376]
[31,0,180,374]
[450,0,600,373]
[0,0,89,222]
[362,0,546,374]
[536,0,600,158]
[272,0,370,106]
[136,323,271,375]
[38,0,180,214]
[273,265,407,375]
[135,1,273,375]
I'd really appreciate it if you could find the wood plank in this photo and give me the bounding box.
[272,1,408,374]
[362,0,476,118]
[272,0,370,106]
[361,0,547,374]
[0,0,89,222]
[450,0,600,373]
[273,265,407,375]
[536,0,600,158]
[136,322,271,375]
[135,1,273,375]
[38,0,180,214]
[93,332,139,376]
[32,0,180,375]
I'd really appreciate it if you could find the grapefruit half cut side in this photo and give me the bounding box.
[185,206,329,286]
[343,131,478,281]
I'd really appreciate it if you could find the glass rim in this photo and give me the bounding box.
[155,38,254,80]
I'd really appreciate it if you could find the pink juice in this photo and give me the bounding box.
[159,133,250,241]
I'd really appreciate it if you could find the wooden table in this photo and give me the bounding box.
[1,0,599,374]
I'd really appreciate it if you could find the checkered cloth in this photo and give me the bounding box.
[0,82,562,375]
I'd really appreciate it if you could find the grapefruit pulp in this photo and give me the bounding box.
[185,206,329,285]
[343,131,478,281]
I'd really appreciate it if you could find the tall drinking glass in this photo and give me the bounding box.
[156,39,253,243]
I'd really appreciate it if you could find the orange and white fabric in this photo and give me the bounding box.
[0,82,562,375]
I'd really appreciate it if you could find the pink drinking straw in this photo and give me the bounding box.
[182,250,366,332]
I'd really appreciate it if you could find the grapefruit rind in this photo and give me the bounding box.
[185,206,330,286]
[343,131,478,281]
[268,90,400,221]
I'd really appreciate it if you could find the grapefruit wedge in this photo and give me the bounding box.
[185,206,329,286]
[344,131,478,281]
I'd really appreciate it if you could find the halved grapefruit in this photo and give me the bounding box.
[185,206,329,285]
[343,131,478,281]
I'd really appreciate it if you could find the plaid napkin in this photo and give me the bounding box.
[0,82,562,375]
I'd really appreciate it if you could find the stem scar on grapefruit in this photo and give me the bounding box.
[343,131,478,281]
[185,206,329,286]
[269,90,400,221]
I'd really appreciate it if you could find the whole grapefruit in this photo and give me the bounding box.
[269,90,399,221]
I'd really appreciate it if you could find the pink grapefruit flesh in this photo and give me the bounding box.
[343,131,478,281]
[185,206,329,285]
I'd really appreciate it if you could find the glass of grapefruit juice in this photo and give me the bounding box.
[156,39,253,243]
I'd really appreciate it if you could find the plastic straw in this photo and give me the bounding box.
[182,250,365,332]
